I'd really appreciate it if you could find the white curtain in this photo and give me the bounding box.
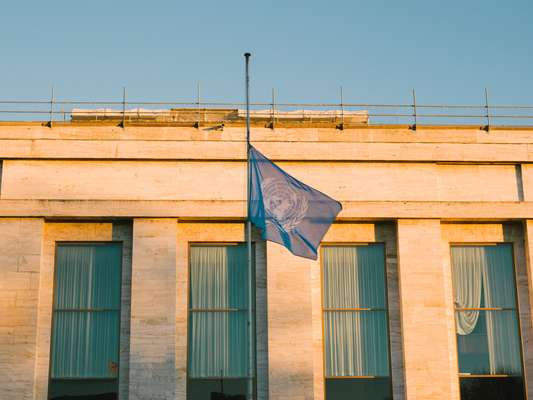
[52,311,120,378]
[483,246,521,375]
[51,244,122,378]
[189,245,249,378]
[324,311,388,377]
[452,245,522,375]
[452,247,484,335]
[323,245,389,377]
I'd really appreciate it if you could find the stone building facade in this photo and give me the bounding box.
[1,114,533,400]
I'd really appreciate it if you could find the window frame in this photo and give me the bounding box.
[320,242,393,399]
[186,242,256,398]
[48,241,123,399]
[449,243,526,386]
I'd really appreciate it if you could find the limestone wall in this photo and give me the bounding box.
[0,160,521,202]
[1,123,533,399]
[2,218,533,399]
[0,218,42,400]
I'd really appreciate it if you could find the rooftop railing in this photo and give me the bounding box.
[1,91,533,129]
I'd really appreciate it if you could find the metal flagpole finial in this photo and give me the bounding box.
[244,53,251,146]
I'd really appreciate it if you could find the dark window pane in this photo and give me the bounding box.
[188,245,252,380]
[456,310,522,375]
[187,378,247,400]
[189,245,249,309]
[322,245,391,381]
[324,311,389,377]
[322,245,386,309]
[51,244,122,379]
[51,311,120,378]
[456,311,489,373]
[48,379,117,400]
[325,378,392,400]
[459,377,524,400]
[188,311,248,377]
[54,244,122,309]
[451,245,516,310]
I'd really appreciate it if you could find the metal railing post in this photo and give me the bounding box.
[337,86,344,130]
[410,89,417,131]
[196,81,201,128]
[120,87,126,128]
[48,86,55,128]
[484,88,491,132]
[270,88,275,129]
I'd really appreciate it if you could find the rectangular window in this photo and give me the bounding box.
[322,244,392,400]
[451,244,525,400]
[187,244,253,400]
[48,243,122,400]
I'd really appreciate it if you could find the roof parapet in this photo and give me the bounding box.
[70,107,368,126]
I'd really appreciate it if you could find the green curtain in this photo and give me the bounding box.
[452,244,522,375]
[322,245,390,377]
[51,244,122,379]
[189,245,249,378]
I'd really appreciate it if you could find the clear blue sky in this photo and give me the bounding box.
[1,0,532,106]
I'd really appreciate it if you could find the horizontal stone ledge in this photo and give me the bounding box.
[0,200,532,220]
[0,140,532,162]
[2,124,533,143]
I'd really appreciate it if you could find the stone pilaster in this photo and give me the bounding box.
[0,218,43,400]
[397,219,459,400]
[267,241,315,400]
[129,219,177,400]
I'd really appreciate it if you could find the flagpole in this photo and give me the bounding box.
[244,52,255,400]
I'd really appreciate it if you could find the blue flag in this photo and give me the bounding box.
[248,145,342,260]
